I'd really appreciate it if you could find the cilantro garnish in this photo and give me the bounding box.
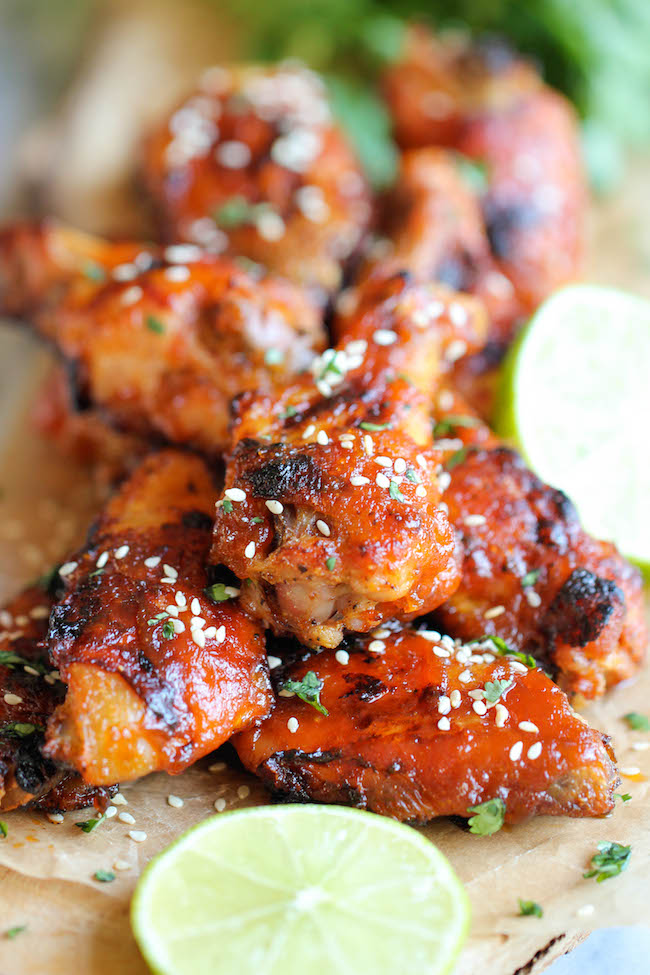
[615,793,632,803]
[0,649,39,670]
[623,712,650,731]
[405,468,421,483]
[521,568,541,588]
[83,261,106,282]
[445,446,471,470]
[205,583,238,603]
[88,568,105,579]
[325,556,336,571]
[162,621,175,640]
[213,195,260,229]
[518,899,543,918]
[483,679,512,704]
[280,405,297,419]
[264,348,284,366]
[146,315,166,334]
[4,925,26,939]
[251,516,264,524]
[389,480,405,502]
[467,797,506,835]
[222,499,234,514]
[147,613,169,626]
[583,841,631,882]
[280,671,329,716]
[0,820,7,839]
[359,421,392,432]
[75,814,105,834]
[469,635,537,670]
[1,722,41,738]
[94,870,116,883]
[433,415,479,438]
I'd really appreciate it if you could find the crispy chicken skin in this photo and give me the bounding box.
[0,585,115,812]
[0,221,324,454]
[235,628,618,824]
[141,63,372,303]
[433,444,647,700]
[44,450,273,785]
[210,274,487,649]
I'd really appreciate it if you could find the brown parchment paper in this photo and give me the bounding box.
[1,0,650,969]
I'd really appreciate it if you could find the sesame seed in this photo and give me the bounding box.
[215,625,226,644]
[350,475,370,486]
[495,704,509,727]
[518,721,539,734]
[204,626,216,639]
[245,541,256,559]
[192,629,206,648]
[303,424,316,438]
[267,655,282,669]
[445,339,467,362]
[167,795,184,808]
[287,717,299,733]
[121,285,143,306]
[620,766,641,776]
[509,661,529,674]
[164,265,190,282]
[484,605,506,620]
[114,545,129,559]
[438,696,451,715]
[373,329,398,346]
[113,263,138,281]
[23,665,40,676]
[416,454,427,469]
[438,472,451,493]
[458,670,472,684]
[112,792,128,805]
[450,690,462,708]
[15,615,28,626]
[316,520,330,537]
[335,650,349,665]
[165,605,179,617]
[191,617,205,630]
[191,597,201,616]
[114,859,131,871]
[316,430,329,445]
[376,473,390,489]
[237,785,250,800]
[416,485,427,498]
[214,798,227,812]
[464,514,486,527]
[394,458,407,474]
[576,904,595,918]
[163,564,178,579]
[468,689,485,700]
[368,640,386,654]
[473,701,487,716]
[527,742,542,760]
[216,140,251,168]
[632,742,650,751]
[47,813,64,824]
[118,811,136,825]
[3,693,22,705]
[449,303,468,327]
[209,761,226,773]
[171,618,185,634]
[509,741,523,761]
[225,488,246,502]
[374,456,392,468]
[59,561,78,577]
[175,591,187,607]
[525,590,542,608]
[164,244,202,264]
[266,500,283,514]
[144,556,161,568]
[104,806,117,819]
[257,211,285,241]
[433,646,450,658]
[128,830,147,843]
[437,717,451,731]
[363,435,374,456]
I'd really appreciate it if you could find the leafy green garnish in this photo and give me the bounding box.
[445,446,471,471]
[280,671,328,716]
[389,480,405,503]
[521,569,541,588]
[518,899,543,918]
[75,814,105,834]
[83,261,106,282]
[146,315,166,335]
[205,583,237,603]
[467,797,506,836]
[222,499,234,514]
[405,469,422,483]
[359,421,392,432]
[88,568,105,579]
[4,925,26,939]
[615,793,632,803]
[214,195,260,229]
[623,712,650,731]
[0,820,7,839]
[251,516,264,524]
[1,722,41,738]
[264,348,284,366]
[469,635,537,670]
[584,842,631,882]
[94,870,116,883]
[0,649,35,669]
[279,405,297,419]
[483,679,512,704]
[325,556,336,571]
[162,622,175,640]
[147,613,169,626]
[433,415,479,438]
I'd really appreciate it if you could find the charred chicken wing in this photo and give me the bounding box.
[44,450,273,785]
[141,63,372,303]
[235,627,618,824]
[0,221,324,455]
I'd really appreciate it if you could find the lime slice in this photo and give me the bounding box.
[495,285,650,574]
[131,805,470,975]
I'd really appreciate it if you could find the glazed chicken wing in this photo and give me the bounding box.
[0,221,324,455]
[235,627,618,824]
[44,450,273,785]
[141,63,372,304]
[211,274,487,649]
[0,584,115,812]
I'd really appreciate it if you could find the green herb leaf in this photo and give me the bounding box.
[83,261,106,282]
[162,621,175,639]
[467,797,506,836]
[325,556,336,571]
[0,820,7,839]
[521,569,541,588]
[359,421,392,432]
[469,635,537,670]
[518,899,543,918]
[623,712,650,731]
[405,469,421,483]
[615,793,632,803]
[214,195,255,229]
[279,405,297,419]
[222,499,233,514]
[88,568,105,579]
[1,722,41,738]
[445,446,471,470]
[483,679,512,704]
[146,315,166,335]
[75,814,105,834]
[264,347,284,366]
[0,649,35,669]
[147,613,169,626]
[433,415,479,438]
[280,671,329,716]
[205,583,237,603]
[584,841,631,882]
[94,870,116,883]
[389,480,405,503]
[4,925,26,939]
[251,516,264,524]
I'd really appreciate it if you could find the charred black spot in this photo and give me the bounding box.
[542,568,624,649]
[279,748,342,765]
[10,732,54,795]
[181,509,213,532]
[48,598,99,643]
[342,673,387,702]
[64,358,91,412]
[137,651,154,674]
[244,453,323,498]
[205,562,241,589]
[484,198,540,260]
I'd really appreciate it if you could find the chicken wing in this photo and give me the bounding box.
[235,627,618,824]
[140,63,372,304]
[210,274,486,649]
[44,450,273,785]
[0,221,324,455]
[1,584,115,812]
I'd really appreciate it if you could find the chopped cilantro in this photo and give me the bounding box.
[433,415,479,438]
[75,814,105,834]
[623,712,650,731]
[162,621,175,639]
[325,556,336,571]
[279,405,297,419]
[518,899,543,918]
[521,568,541,588]
[280,671,329,716]
[222,499,234,514]
[584,841,631,882]
[214,195,255,229]
[205,583,237,603]
[4,925,26,939]
[264,347,284,366]
[469,635,537,670]
[88,568,105,579]
[0,820,7,839]
[94,870,116,883]
[483,679,512,704]
[251,516,264,524]
[146,315,166,334]
[445,445,471,470]
[615,793,632,803]
[83,261,106,282]
[147,613,169,626]
[359,421,392,431]
[405,468,421,483]
[467,797,506,836]
[389,480,405,502]
[1,722,41,738]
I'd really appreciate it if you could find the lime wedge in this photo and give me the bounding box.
[495,285,650,574]
[131,805,470,975]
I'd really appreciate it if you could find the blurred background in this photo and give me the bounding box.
[0,1,648,971]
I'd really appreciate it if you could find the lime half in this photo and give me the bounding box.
[131,805,470,975]
[495,285,650,574]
